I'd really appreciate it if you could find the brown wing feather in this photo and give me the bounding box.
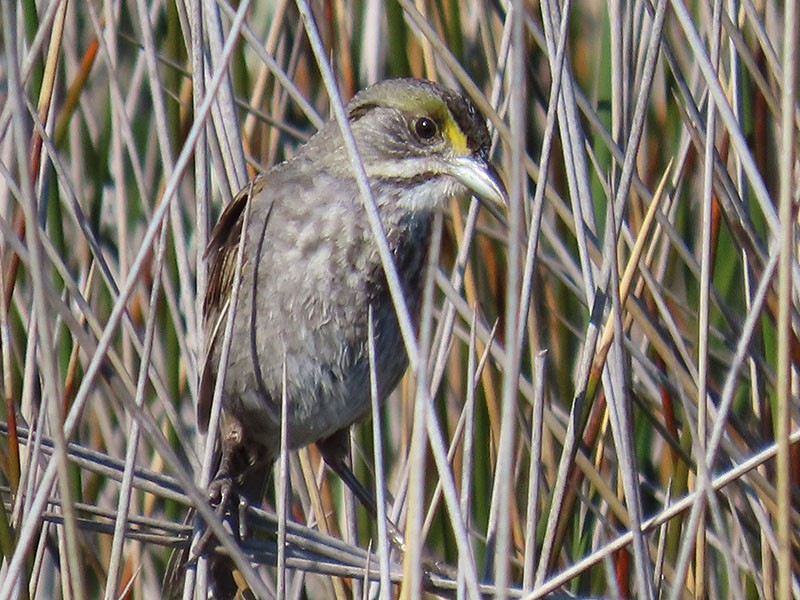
[197,178,265,432]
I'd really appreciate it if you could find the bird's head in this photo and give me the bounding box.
[310,78,507,217]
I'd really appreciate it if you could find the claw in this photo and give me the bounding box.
[238,495,250,539]
[208,472,234,507]
[192,479,236,559]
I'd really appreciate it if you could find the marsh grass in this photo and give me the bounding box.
[0,0,798,597]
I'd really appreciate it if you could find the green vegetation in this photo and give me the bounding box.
[0,0,797,597]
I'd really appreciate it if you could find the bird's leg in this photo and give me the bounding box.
[164,430,245,597]
[187,423,272,600]
[194,421,247,556]
[208,419,242,506]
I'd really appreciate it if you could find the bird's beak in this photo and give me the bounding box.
[447,155,508,221]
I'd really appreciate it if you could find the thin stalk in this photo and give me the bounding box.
[775,1,798,597]
[694,0,724,594]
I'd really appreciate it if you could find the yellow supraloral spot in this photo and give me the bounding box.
[442,117,469,156]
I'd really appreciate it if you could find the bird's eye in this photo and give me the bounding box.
[414,117,438,140]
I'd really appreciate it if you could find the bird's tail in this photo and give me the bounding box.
[162,506,244,600]
[161,507,195,599]
[162,453,271,599]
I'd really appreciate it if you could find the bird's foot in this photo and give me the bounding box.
[207,470,235,509]
[207,473,254,540]
[189,472,242,560]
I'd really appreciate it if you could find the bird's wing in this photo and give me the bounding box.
[197,177,267,433]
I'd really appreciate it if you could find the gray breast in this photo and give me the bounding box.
[226,190,433,449]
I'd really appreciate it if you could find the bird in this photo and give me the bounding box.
[168,77,506,598]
